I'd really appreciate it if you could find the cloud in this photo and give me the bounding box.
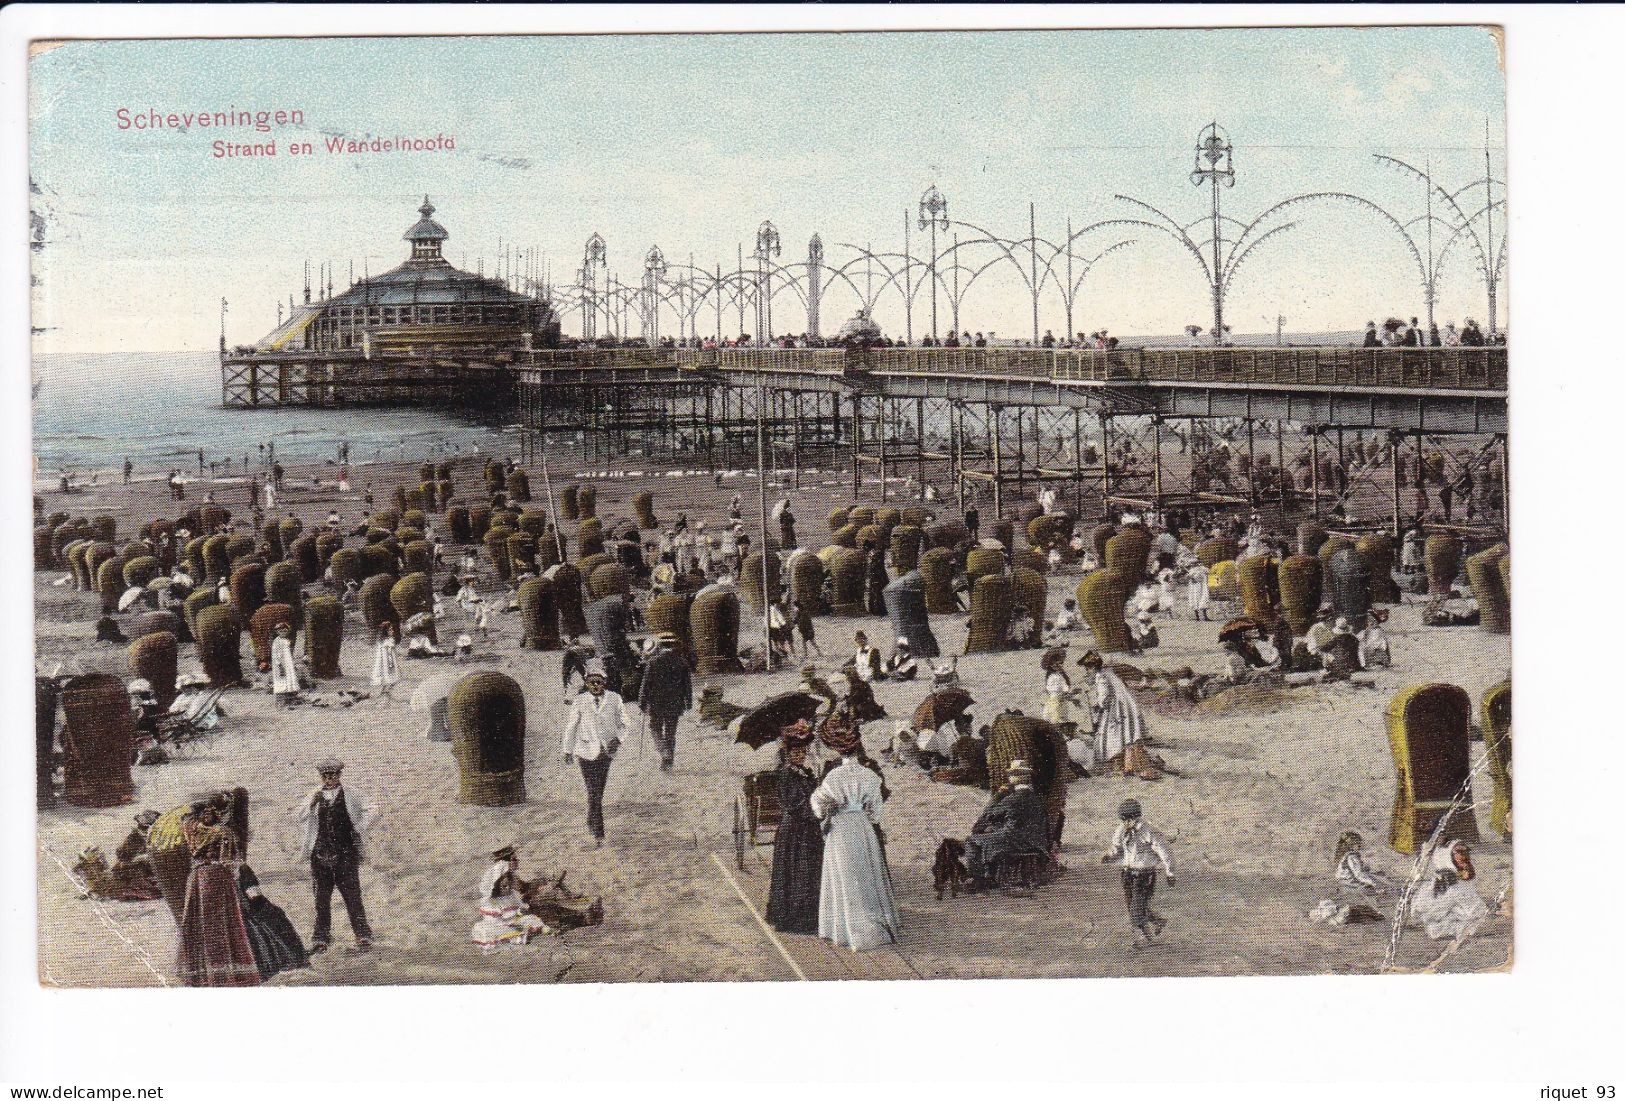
[1383,71,1436,108]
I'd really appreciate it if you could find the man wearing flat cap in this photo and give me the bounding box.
[562,660,632,844]
[637,632,692,774]
[296,758,374,952]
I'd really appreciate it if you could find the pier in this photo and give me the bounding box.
[221,343,1508,536]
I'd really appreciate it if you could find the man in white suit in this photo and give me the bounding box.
[562,661,632,845]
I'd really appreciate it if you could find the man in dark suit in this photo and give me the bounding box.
[1402,317,1422,347]
[296,759,373,953]
[1362,321,1380,348]
[637,633,692,773]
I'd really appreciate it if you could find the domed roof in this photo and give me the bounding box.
[404,195,448,243]
[324,261,534,309]
[320,195,536,308]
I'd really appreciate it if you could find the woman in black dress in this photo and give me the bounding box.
[765,721,824,935]
[236,864,312,981]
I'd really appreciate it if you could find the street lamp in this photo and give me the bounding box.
[1190,123,1235,344]
[643,245,667,347]
[918,184,949,340]
[754,219,781,340]
[583,233,607,341]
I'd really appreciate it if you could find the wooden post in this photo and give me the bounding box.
[852,393,862,500]
[1275,420,1287,523]
[792,391,803,490]
[1498,432,1510,535]
[953,401,966,515]
[1152,416,1164,516]
[755,376,774,671]
[878,397,888,502]
[1390,430,1403,537]
[1246,419,1258,507]
[991,404,1004,519]
[915,397,926,497]
[1310,428,1321,518]
[1098,411,1111,519]
[704,387,716,473]
[1073,409,1085,516]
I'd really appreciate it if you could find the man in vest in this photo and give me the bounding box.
[297,758,374,953]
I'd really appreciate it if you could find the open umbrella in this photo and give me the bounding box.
[409,668,467,713]
[729,691,822,750]
[912,687,974,731]
[117,586,146,612]
[1217,617,1257,643]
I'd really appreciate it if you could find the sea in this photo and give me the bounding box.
[31,351,523,477]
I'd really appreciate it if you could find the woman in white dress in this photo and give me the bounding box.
[1185,564,1211,621]
[269,622,300,708]
[810,718,901,952]
[370,622,399,700]
[1409,839,1490,941]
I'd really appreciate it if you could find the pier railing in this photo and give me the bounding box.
[524,344,1506,392]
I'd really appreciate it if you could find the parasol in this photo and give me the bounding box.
[912,687,974,731]
[1217,617,1257,643]
[729,691,822,750]
[117,586,145,612]
[409,668,466,712]
[977,537,1005,551]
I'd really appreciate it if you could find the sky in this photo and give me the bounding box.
[28,27,1507,353]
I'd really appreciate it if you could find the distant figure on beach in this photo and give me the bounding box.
[370,623,399,700]
[123,458,132,485]
[270,622,300,707]
[638,633,691,774]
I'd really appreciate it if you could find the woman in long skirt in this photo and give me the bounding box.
[177,799,260,986]
[765,722,824,935]
[370,622,399,700]
[237,863,311,981]
[810,718,900,952]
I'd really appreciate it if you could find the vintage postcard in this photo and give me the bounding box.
[29,26,1511,992]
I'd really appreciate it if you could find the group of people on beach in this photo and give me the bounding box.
[44,422,1509,982]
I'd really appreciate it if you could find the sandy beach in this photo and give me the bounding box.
[34,444,1512,986]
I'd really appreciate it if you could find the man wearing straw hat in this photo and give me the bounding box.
[562,660,631,845]
[638,633,692,774]
[964,759,1051,885]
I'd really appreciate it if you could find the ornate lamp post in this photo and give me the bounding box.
[1190,123,1235,344]
[582,233,606,341]
[807,234,824,340]
[643,245,667,347]
[1115,123,1303,348]
[754,220,781,341]
[918,184,949,341]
